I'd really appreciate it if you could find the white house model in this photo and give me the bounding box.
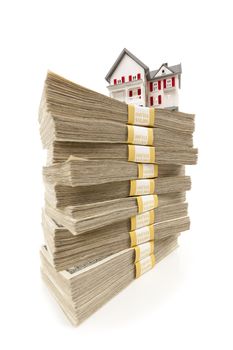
[105,48,182,110]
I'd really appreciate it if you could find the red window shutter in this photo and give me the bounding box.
[150,96,153,106]
[158,80,161,90]
[172,77,175,87]
[138,88,141,96]
[158,95,162,105]
[129,75,132,81]
[114,79,117,85]
[163,79,166,89]
[149,82,153,92]
[129,90,133,97]
[137,73,141,80]
[122,76,125,83]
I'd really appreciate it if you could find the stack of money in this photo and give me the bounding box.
[39,72,197,325]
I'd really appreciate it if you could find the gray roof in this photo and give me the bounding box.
[105,48,182,83]
[105,48,149,83]
[149,63,182,80]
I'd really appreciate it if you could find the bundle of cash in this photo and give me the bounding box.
[39,71,197,325]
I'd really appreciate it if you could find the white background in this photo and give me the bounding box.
[0,1,233,349]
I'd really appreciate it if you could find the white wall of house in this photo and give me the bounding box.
[147,75,179,109]
[108,54,147,106]
[163,76,179,108]
[127,81,146,106]
[108,81,146,106]
[109,54,146,85]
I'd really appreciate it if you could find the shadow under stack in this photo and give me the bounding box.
[39,71,198,326]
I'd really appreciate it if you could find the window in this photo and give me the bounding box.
[149,82,153,92]
[163,79,166,89]
[158,95,162,105]
[166,78,172,88]
[128,88,141,97]
[118,80,121,84]
[121,76,125,83]
[129,75,132,81]
[153,82,158,91]
[133,75,137,80]
[162,69,165,73]
[150,96,154,106]
[137,73,141,80]
[114,79,117,85]
[158,80,161,90]
[172,77,175,87]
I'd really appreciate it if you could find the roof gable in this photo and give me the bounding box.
[154,63,173,77]
[149,63,182,80]
[105,48,149,83]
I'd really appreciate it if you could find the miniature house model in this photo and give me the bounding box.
[105,48,182,110]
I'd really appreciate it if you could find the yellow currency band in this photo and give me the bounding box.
[128,145,156,163]
[129,224,155,247]
[136,194,158,213]
[128,105,155,127]
[135,254,156,279]
[127,125,153,146]
[138,164,158,178]
[130,209,155,231]
[134,241,154,263]
[129,180,137,196]
[129,179,155,196]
